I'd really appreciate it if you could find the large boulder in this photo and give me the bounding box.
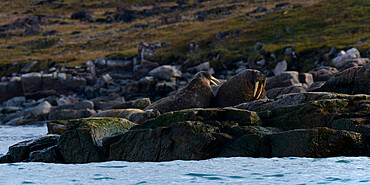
[108,121,232,162]
[31,101,52,117]
[1,135,60,163]
[315,65,370,95]
[266,71,300,90]
[236,93,369,130]
[21,72,42,93]
[148,65,182,80]
[309,66,338,81]
[58,118,137,163]
[268,127,363,157]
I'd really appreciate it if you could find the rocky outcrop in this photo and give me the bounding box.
[2,91,369,163]
[314,65,369,95]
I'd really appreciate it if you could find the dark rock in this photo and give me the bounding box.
[47,120,67,135]
[6,135,59,162]
[74,100,94,110]
[148,65,182,80]
[219,126,279,157]
[21,61,38,73]
[269,127,363,157]
[58,117,136,163]
[108,121,232,162]
[266,85,306,99]
[58,129,103,163]
[0,155,12,163]
[236,93,369,130]
[215,31,231,40]
[155,81,177,96]
[43,30,60,36]
[106,60,133,71]
[134,61,160,78]
[266,71,300,90]
[71,11,94,21]
[109,98,151,110]
[309,66,338,81]
[21,72,42,94]
[48,109,96,120]
[315,65,369,94]
[29,145,63,163]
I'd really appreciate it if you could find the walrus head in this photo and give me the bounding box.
[250,70,266,99]
[193,71,220,86]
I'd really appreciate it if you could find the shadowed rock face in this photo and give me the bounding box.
[214,69,266,107]
[144,71,216,113]
[315,65,369,95]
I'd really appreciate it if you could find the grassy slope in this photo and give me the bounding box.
[0,0,368,75]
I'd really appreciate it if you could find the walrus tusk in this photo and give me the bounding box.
[256,82,264,99]
[254,81,259,97]
[211,76,220,83]
[210,80,218,86]
[210,76,220,86]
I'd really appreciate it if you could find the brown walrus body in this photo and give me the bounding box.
[214,69,266,107]
[145,71,219,113]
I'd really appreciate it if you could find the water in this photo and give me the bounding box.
[0,125,369,185]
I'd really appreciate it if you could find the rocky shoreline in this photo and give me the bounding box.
[0,47,369,163]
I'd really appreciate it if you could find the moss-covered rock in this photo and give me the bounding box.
[57,117,137,163]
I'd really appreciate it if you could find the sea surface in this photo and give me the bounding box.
[0,125,369,185]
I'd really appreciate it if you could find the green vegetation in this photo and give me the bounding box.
[0,0,368,75]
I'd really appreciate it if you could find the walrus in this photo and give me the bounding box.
[214,69,266,107]
[144,71,220,113]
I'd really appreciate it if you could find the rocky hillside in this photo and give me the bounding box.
[0,0,368,76]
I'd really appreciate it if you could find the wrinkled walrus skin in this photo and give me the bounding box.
[145,71,219,113]
[214,69,266,107]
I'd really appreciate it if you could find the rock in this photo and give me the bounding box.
[108,121,232,162]
[74,100,94,110]
[109,98,151,110]
[133,61,159,78]
[4,96,26,107]
[219,126,279,157]
[309,66,338,81]
[299,73,314,89]
[236,93,369,130]
[31,101,52,116]
[186,62,213,74]
[47,120,68,135]
[5,135,59,162]
[21,72,42,94]
[266,71,300,90]
[48,109,96,120]
[93,98,125,111]
[0,82,8,104]
[148,65,182,80]
[273,61,287,76]
[71,10,94,21]
[92,108,160,124]
[94,58,106,67]
[332,48,361,69]
[155,81,177,96]
[106,60,133,71]
[315,65,369,94]
[29,145,63,163]
[21,61,38,73]
[58,117,136,163]
[140,108,261,129]
[266,85,306,99]
[269,127,363,157]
